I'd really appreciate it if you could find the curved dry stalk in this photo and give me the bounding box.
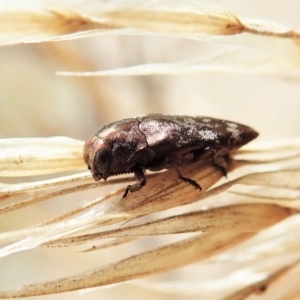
[1,0,299,44]
[128,253,300,298]
[0,10,120,46]
[81,236,141,252]
[0,176,146,215]
[0,160,225,255]
[224,263,296,300]
[0,137,84,176]
[44,203,294,248]
[0,1,299,76]
[0,172,90,196]
[0,232,255,298]
[0,182,104,215]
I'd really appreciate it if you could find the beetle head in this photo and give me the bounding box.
[83,136,111,181]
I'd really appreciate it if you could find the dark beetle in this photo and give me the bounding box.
[83,114,258,197]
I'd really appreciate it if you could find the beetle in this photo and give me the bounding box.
[83,114,258,198]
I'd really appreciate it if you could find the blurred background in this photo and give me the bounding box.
[0,0,300,299]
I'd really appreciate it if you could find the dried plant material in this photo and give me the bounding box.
[237,170,300,189]
[101,0,243,35]
[45,203,294,248]
[242,18,299,38]
[0,10,119,46]
[91,0,300,38]
[1,0,299,45]
[0,172,91,197]
[0,232,255,298]
[0,1,299,78]
[244,258,300,300]
[0,182,101,215]
[0,137,300,298]
[225,263,297,300]
[0,139,300,295]
[61,35,300,76]
[130,254,300,299]
[0,0,243,45]
[82,237,140,252]
[239,138,300,152]
[0,160,224,256]
[1,138,300,252]
[0,137,84,176]
[0,212,131,259]
[210,215,300,264]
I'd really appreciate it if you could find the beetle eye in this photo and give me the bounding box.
[94,148,111,175]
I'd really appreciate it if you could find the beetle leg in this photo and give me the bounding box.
[123,167,146,198]
[174,166,202,191]
[203,147,227,177]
